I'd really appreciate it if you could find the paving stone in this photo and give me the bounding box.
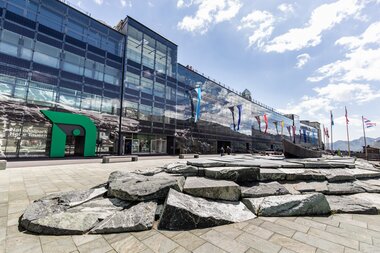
[90,202,157,234]
[171,231,206,251]
[108,234,148,253]
[293,231,344,253]
[183,177,240,201]
[142,233,179,253]
[308,227,359,249]
[213,224,244,239]
[241,181,289,198]
[269,234,316,253]
[359,242,380,253]
[339,222,380,239]
[241,223,274,239]
[192,242,226,253]
[204,167,260,182]
[108,171,185,201]
[259,168,287,181]
[158,189,256,230]
[236,232,282,253]
[275,218,309,233]
[72,234,102,246]
[260,221,296,237]
[200,229,249,253]
[294,217,327,230]
[41,236,77,253]
[77,237,112,253]
[326,195,378,214]
[6,235,43,253]
[242,193,331,216]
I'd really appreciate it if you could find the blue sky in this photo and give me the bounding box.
[67,0,380,142]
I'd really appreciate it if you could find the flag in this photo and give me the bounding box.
[254,116,261,132]
[263,114,268,134]
[325,127,329,138]
[364,117,376,128]
[281,121,284,135]
[330,110,334,126]
[194,87,202,123]
[237,104,242,130]
[345,106,349,125]
[273,121,278,134]
[228,106,236,131]
[292,125,296,138]
[303,129,307,143]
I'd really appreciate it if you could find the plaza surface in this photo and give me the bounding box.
[1,156,380,253]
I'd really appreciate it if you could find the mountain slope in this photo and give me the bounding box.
[332,137,380,151]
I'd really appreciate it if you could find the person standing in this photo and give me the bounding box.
[220,146,225,156]
[226,146,231,155]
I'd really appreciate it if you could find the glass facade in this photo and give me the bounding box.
[0,0,320,158]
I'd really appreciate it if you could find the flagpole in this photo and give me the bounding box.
[345,107,350,156]
[330,111,334,152]
[362,116,368,160]
[322,124,326,150]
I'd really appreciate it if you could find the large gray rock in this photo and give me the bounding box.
[158,189,256,230]
[67,197,131,219]
[241,182,289,198]
[108,172,185,201]
[183,177,240,201]
[242,193,331,216]
[355,180,380,193]
[319,169,355,182]
[90,202,157,234]
[25,212,101,235]
[20,199,67,230]
[348,169,380,179]
[187,159,226,168]
[132,167,164,176]
[259,169,287,181]
[325,182,366,195]
[164,162,199,176]
[326,195,378,214]
[293,181,328,193]
[58,187,108,207]
[204,167,260,182]
[351,193,380,209]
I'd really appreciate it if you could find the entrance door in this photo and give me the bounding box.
[65,135,85,156]
[124,139,132,155]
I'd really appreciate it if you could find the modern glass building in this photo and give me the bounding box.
[0,0,320,158]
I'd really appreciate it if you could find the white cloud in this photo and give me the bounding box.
[278,3,294,14]
[263,0,367,53]
[177,0,242,34]
[238,10,275,48]
[94,0,103,5]
[309,21,380,83]
[314,83,380,103]
[295,53,311,69]
[120,0,126,7]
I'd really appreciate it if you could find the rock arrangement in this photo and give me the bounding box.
[20,155,380,235]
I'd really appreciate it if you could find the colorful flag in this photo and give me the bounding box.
[345,106,349,125]
[330,110,334,126]
[292,125,296,139]
[303,129,307,143]
[194,87,202,123]
[228,106,236,131]
[281,121,284,135]
[364,117,376,128]
[263,114,268,134]
[254,116,261,132]
[237,104,242,130]
[273,121,278,134]
[325,127,329,138]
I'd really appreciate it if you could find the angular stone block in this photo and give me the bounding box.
[58,187,108,207]
[164,162,199,176]
[326,195,378,214]
[279,169,326,181]
[204,167,260,182]
[241,182,289,198]
[187,159,226,168]
[184,177,240,201]
[90,202,157,233]
[325,182,365,195]
[158,189,256,230]
[242,193,331,216]
[259,169,287,181]
[108,172,185,201]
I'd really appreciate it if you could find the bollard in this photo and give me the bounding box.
[179,154,185,159]
[194,154,199,158]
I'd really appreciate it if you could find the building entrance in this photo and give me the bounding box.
[65,135,85,156]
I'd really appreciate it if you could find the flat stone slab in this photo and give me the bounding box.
[241,182,289,198]
[204,167,260,182]
[279,169,326,181]
[164,162,199,176]
[351,193,380,209]
[158,189,256,230]
[325,182,366,195]
[187,159,226,168]
[354,179,380,193]
[183,177,240,201]
[259,168,286,181]
[26,212,100,235]
[90,202,157,234]
[242,193,331,216]
[43,187,107,207]
[326,195,378,214]
[132,167,164,176]
[108,171,185,201]
[347,169,380,179]
[319,169,355,182]
[293,181,328,193]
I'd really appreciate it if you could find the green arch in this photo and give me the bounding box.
[41,110,97,157]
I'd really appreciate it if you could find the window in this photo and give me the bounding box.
[62,51,85,75]
[141,77,153,94]
[0,29,19,57]
[126,72,140,90]
[58,87,81,108]
[104,66,120,86]
[33,41,61,68]
[124,101,138,119]
[154,83,165,98]
[152,107,164,123]
[27,81,56,105]
[38,6,64,31]
[139,104,152,121]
